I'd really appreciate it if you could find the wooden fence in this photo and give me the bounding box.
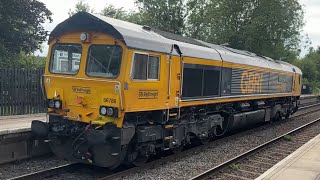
[0,69,46,116]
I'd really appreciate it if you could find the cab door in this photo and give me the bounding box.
[167,54,182,110]
[165,44,184,119]
[124,50,169,112]
[294,73,302,96]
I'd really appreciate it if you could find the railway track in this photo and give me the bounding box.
[296,102,320,111]
[190,117,320,180]
[8,101,320,180]
[99,102,320,180]
[8,163,80,180]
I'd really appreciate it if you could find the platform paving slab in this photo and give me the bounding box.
[0,114,46,135]
[256,133,320,180]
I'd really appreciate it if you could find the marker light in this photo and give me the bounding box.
[47,99,62,109]
[49,100,55,108]
[80,32,88,42]
[106,108,114,116]
[99,106,118,118]
[54,101,61,109]
[100,107,107,116]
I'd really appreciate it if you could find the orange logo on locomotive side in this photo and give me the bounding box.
[240,71,263,94]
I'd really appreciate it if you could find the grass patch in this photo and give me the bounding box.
[229,163,241,170]
[283,135,293,141]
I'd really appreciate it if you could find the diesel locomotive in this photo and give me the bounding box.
[32,12,302,168]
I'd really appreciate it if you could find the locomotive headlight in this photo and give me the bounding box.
[49,100,55,108]
[54,101,61,109]
[99,106,118,118]
[100,107,107,116]
[80,32,88,42]
[47,99,62,109]
[106,108,114,116]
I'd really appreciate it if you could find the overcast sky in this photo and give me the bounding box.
[36,0,320,57]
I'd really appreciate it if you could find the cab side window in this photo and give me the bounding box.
[132,53,160,80]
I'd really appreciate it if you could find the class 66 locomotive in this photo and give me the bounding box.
[31,12,302,169]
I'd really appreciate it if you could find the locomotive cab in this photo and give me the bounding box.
[45,32,126,126]
[32,31,130,167]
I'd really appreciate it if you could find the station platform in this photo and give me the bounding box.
[0,114,46,135]
[257,133,320,180]
[0,113,49,164]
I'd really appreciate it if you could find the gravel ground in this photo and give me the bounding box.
[215,117,320,180]
[300,96,319,105]
[117,106,320,180]
[0,155,71,180]
[45,165,109,180]
[2,105,320,180]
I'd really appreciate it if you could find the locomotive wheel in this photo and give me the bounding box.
[132,154,149,167]
[285,109,291,119]
[109,146,128,170]
[49,138,74,160]
[285,113,290,119]
[273,111,282,122]
[200,137,209,145]
[171,145,184,154]
[91,143,127,169]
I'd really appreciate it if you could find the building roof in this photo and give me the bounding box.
[50,12,302,74]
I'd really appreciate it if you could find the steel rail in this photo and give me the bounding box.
[298,102,320,110]
[189,117,320,180]
[8,163,81,180]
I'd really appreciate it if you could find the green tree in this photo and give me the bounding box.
[101,4,129,20]
[69,0,186,34]
[100,4,143,23]
[0,0,52,67]
[68,0,94,17]
[19,52,46,69]
[69,2,140,23]
[187,0,304,60]
[292,47,320,93]
[135,0,187,34]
